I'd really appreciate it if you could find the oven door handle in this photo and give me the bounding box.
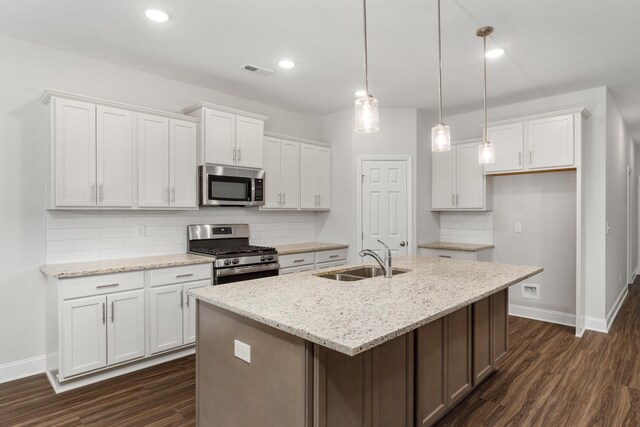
[216,263,280,278]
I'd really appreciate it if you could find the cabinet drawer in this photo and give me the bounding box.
[279,267,299,275]
[316,248,348,264]
[150,263,213,287]
[419,248,475,261]
[62,271,144,300]
[279,252,315,268]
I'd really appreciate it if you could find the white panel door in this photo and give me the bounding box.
[485,123,524,173]
[138,114,169,208]
[362,160,409,258]
[107,290,145,366]
[315,146,331,209]
[456,143,485,209]
[62,296,107,378]
[183,280,210,345]
[236,116,264,168]
[54,98,96,207]
[150,284,183,354]
[281,139,301,209]
[300,143,317,209]
[203,109,235,166]
[528,114,574,169]
[431,150,455,209]
[262,137,282,208]
[169,119,197,208]
[96,106,133,207]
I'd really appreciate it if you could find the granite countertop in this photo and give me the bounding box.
[40,253,214,279]
[418,242,495,252]
[275,242,349,255]
[190,256,541,356]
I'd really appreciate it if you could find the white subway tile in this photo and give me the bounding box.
[46,217,76,229]
[145,226,187,237]
[100,227,137,238]
[74,238,124,251]
[46,240,74,252]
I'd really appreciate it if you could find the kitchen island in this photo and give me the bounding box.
[189,256,542,426]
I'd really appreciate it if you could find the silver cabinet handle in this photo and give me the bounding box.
[233,148,237,162]
[102,302,106,324]
[98,184,104,203]
[186,293,190,308]
[329,254,340,259]
[179,290,183,308]
[293,259,305,263]
[91,184,96,203]
[518,152,522,166]
[111,301,115,322]
[456,194,459,206]
[283,192,286,205]
[452,194,455,207]
[439,255,452,258]
[176,273,194,278]
[171,187,176,203]
[237,148,241,162]
[96,283,119,289]
[530,150,534,165]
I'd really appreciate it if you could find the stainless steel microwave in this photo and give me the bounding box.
[199,164,265,207]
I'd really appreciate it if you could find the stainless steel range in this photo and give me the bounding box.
[188,224,279,285]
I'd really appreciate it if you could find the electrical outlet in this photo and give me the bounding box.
[234,339,251,363]
[521,283,540,300]
[515,222,522,233]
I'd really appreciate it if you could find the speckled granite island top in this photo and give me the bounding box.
[419,242,495,252]
[40,253,213,278]
[189,256,541,356]
[275,242,349,255]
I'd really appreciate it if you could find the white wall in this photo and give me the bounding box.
[316,108,419,262]
[0,33,319,375]
[416,111,441,245]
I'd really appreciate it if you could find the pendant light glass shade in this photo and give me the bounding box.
[355,95,379,133]
[431,123,451,152]
[431,0,451,152]
[477,26,495,165]
[478,141,495,164]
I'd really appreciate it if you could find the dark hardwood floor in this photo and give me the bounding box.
[3,284,640,426]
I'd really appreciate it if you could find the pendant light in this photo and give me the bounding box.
[354,0,379,133]
[477,26,495,164]
[431,0,450,152]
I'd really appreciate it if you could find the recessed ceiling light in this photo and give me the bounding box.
[355,90,367,97]
[145,9,170,23]
[485,48,505,58]
[277,59,296,69]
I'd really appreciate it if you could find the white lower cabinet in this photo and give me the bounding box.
[150,278,210,354]
[279,248,348,275]
[107,290,145,365]
[419,247,493,262]
[62,295,107,378]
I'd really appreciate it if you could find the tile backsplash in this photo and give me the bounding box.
[45,209,317,264]
[439,212,494,245]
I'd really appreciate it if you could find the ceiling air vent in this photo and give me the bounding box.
[241,63,274,76]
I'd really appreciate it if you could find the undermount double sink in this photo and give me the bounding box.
[316,266,410,282]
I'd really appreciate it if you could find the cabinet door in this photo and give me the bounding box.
[169,119,197,208]
[281,139,301,209]
[96,106,133,207]
[472,297,493,385]
[431,150,455,209]
[299,143,317,209]
[150,284,184,354]
[528,114,574,169]
[416,317,447,426]
[456,143,485,209]
[62,295,107,378]
[485,123,524,174]
[203,109,235,166]
[492,289,508,365]
[262,137,282,208]
[107,289,145,366]
[447,306,472,406]
[138,114,169,207]
[53,98,96,207]
[183,280,210,345]
[236,116,264,168]
[315,146,331,209]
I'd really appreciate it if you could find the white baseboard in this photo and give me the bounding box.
[0,355,45,384]
[605,284,628,331]
[584,316,607,333]
[508,304,576,327]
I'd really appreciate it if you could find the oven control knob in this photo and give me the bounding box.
[260,256,266,262]
[232,258,240,265]
[267,255,274,261]
[223,259,231,266]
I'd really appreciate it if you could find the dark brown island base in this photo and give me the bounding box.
[189,256,541,426]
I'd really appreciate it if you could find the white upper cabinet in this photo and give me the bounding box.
[315,146,331,210]
[300,143,331,210]
[184,103,267,168]
[43,91,199,210]
[484,123,524,174]
[528,114,574,169]
[53,98,97,207]
[432,141,490,211]
[263,137,282,208]
[262,136,301,210]
[169,120,197,208]
[137,114,170,208]
[96,106,133,207]
[485,110,584,175]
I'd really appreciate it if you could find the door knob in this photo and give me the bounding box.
[400,241,406,247]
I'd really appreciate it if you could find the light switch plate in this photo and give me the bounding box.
[515,222,522,233]
[234,339,251,363]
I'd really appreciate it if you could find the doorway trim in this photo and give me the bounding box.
[356,155,414,259]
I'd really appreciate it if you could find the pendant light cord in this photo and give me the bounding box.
[362,0,370,96]
[483,34,488,142]
[437,0,443,125]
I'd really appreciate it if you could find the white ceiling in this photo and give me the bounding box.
[1,0,640,139]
